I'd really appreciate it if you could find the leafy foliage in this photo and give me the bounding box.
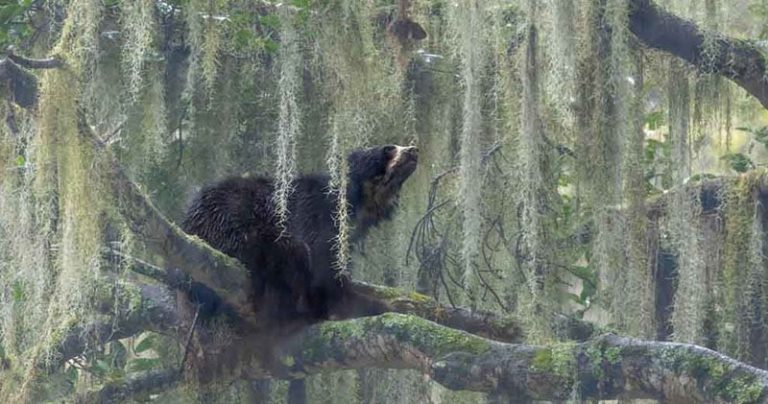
[721,153,754,173]
[0,0,34,48]
[2,0,768,401]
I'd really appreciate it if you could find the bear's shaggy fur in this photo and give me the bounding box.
[182,145,418,321]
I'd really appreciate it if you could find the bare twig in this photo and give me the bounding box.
[179,305,201,370]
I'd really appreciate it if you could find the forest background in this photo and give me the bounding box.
[2,0,768,402]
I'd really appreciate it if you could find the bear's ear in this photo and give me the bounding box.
[346,146,382,170]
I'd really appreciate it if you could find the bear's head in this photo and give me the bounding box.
[346,144,419,238]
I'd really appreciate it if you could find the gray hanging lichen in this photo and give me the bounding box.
[454,0,484,303]
[667,60,707,345]
[122,0,155,99]
[575,0,627,334]
[274,9,303,227]
[3,0,768,401]
[544,0,577,127]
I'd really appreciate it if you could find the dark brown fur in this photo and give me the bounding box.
[182,145,418,322]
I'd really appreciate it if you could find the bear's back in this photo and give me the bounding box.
[183,176,278,259]
[183,174,347,319]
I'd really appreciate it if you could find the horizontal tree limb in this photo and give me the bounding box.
[274,313,768,403]
[350,281,524,342]
[116,240,533,344]
[5,49,63,70]
[629,0,768,109]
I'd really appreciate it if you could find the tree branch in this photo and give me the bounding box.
[349,281,523,342]
[118,238,533,344]
[629,0,768,109]
[56,284,179,367]
[76,369,182,404]
[0,58,39,108]
[85,106,541,342]
[0,50,62,108]
[71,109,260,328]
[273,314,768,402]
[5,48,63,69]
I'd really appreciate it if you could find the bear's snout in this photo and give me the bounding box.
[402,146,418,161]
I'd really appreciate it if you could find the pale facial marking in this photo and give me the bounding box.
[384,145,418,184]
[386,145,410,173]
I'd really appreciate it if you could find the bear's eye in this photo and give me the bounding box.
[382,145,396,158]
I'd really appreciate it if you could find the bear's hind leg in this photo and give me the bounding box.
[253,236,314,322]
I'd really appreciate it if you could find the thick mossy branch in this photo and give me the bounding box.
[276,315,768,402]
[110,163,255,321]
[350,281,595,343]
[647,170,768,219]
[276,313,494,378]
[73,110,259,327]
[76,315,768,402]
[350,281,524,342]
[629,0,768,109]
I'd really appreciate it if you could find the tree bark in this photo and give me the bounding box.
[271,314,768,403]
[81,312,768,402]
[76,369,182,404]
[628,0,768,109]
[6,1,768,401]
[57,284,179,367]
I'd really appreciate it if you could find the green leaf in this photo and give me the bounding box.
[11,280,25,302]
[579,279,597,304]
[565,292,582,304]
[644,110,665,130]
[569,265,594,282]
[721,153,754,173]
[65,366,79,384]
[133,333,159,354]
[109,341,128,369]
[291,0,311,8]
[263,38,279,53]
[92,359,111,376]
[259,14,281,30]
[688,173,717,183]
[127,358,161,373]
[15,155,24,167]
